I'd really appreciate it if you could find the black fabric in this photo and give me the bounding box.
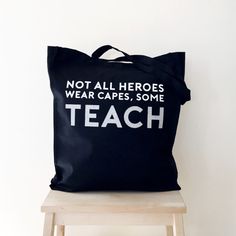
[48,45,191,192]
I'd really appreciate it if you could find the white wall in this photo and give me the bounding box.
[1,1,235,235]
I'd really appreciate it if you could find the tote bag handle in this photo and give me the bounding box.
[92,45,153,72]
[92,45,130,60]
[92,45,190,104]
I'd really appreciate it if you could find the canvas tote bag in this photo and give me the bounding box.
[47,45,191,191]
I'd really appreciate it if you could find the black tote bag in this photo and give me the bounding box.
[48,45,190,192]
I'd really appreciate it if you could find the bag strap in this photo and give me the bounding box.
[92,45,130,59]
[92,45,152,73]
[92,45,190,104]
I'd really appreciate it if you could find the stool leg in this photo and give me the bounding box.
[43,213,55,236]
[57,225,65,236]
[173,214,184,236]
[166,226,173,236]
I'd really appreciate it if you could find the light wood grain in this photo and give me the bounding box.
[173,214,185,236]
[56,225,65,236]
[41,190,186,214]
[54,213,173,225]
[167,225,174,236]
[43,213,54,236]
[41,190,186,235]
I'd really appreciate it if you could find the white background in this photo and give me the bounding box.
[0,0,236,235]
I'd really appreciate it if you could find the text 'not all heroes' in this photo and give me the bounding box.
[64,80,165,129]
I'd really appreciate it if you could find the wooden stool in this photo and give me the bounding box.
[41,190,186,236]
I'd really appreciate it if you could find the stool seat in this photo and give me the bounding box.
[41,190,186,236]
